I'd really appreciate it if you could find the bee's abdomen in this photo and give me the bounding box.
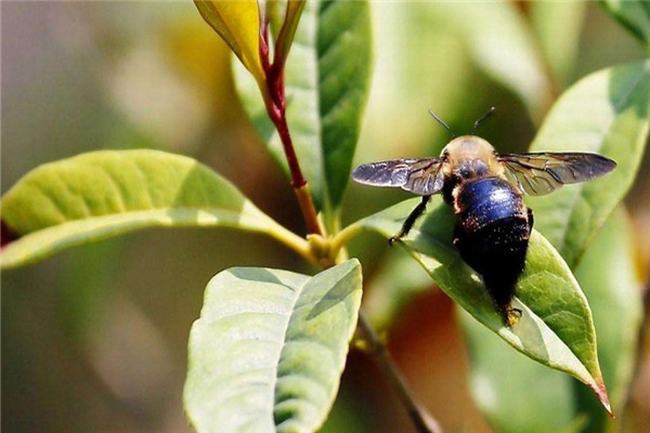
[453,177,531,313]
[455,177,527,232]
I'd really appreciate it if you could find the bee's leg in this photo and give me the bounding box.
[389,195,431,246]
[527,207,534,235]
[504,304,523,327]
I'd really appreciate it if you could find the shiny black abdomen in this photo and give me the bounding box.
[453,177,531,312]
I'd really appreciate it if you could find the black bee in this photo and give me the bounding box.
[352,109,616,326]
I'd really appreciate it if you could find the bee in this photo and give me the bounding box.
[352,108,616,326]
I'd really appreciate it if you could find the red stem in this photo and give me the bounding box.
[258,12,442,433]
[271,110,307,188]
[259,17,321,234]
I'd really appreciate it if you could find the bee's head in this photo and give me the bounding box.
[440,136,498,180]
[441,135,494,161]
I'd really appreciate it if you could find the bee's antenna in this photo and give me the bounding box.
[472,106,496,133]
[428,109,455,138]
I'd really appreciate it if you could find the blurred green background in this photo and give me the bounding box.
[2,1,649,433]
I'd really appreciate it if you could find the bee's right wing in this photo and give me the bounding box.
[351,158,444,196]
[498,152,616,195]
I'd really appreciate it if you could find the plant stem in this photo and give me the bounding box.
[271,107,307,188]
[330,221,365,255]
[258,16,439,431]
[259,18,323,236]
[357,312,443,433]
[273,114,322,235]
[332,226,442,432]
[265,221,319,267]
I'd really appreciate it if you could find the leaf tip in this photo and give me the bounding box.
[590,380,613,417]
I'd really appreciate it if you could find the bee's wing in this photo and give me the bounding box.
[498,152,616,196]
[351,158,444,196]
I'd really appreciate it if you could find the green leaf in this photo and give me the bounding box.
[429,1,552,122]
[459,309,584,433]
[600,0,650,47]
[531,0,586,88]
[338,197,610,411]
[459,207,642,433]
[235,0,372,225]
[1,150,307,269]
[184,259,362,433]
[270,0,307,68]
[572,207,643,431]
[193,0,266,87]
[527,61,650,268]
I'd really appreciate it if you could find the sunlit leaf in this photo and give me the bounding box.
[460,309,584,433]
[352,4,474,166]
[193,0,266,86]
[572,207,643,431]
[429,1,552,122]
[339,197,610,411]
[531,0,586,88]
[600,0,650,47]
[1,150,305,269]
[460,207,641,433]
[528,61,650,268]
[235,0,372,226]
[184,259,362,433]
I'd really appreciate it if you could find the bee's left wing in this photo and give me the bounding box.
[351,158,444,196]
[498,152,616,196]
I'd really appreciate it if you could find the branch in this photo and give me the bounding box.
[259,19,322,236]
[357,312,443,433]
[258,11,435,429]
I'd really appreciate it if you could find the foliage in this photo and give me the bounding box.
[527,61,650,267]
[461,207,643,433]
[337,198,608,409]
[600,0,650,48]
[185,260,362,433]
[193,0,265,84]
[2,1,649,433]
[234,0,372,227]
[427,0,553,122]
[0,150,309,269]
